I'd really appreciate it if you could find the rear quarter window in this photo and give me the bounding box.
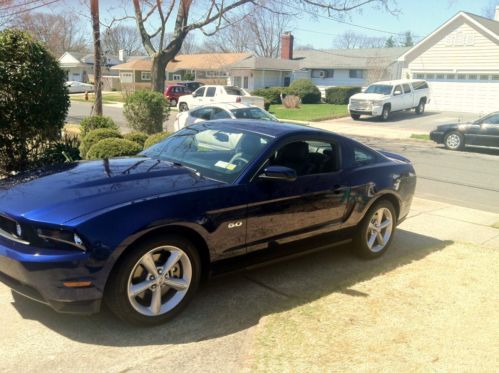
[224,86,244,95]
[412,81,429,90]
[342,145,378,169]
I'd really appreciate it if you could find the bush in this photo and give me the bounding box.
[286,79,321,104]
[325,86,362,104]
[86,138,142,160]
[282,95,301,108]
[124,90,169,134]
[0,29,69,174]
[80,116,118,137]
[252,87,286,104]
[38,134,81,166]
[144,132,171,149]
[124,131,148,147]
[80,128,122,159]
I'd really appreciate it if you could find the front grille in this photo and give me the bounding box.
[0,214,17,236]
[350,99,372,111]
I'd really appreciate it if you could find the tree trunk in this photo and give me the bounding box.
[91,0,102,115]
[151,54,167,93]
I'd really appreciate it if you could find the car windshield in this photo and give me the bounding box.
[364,84,393,95]
[140,123,272,183]
[230,107,277,121]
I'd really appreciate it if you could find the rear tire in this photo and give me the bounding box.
[353,200,396,259]
[351,113,361,120]
[169,99,177,107]
[415,100,425,114]
[444,131,464,150]
[380,105,390,121]
[179,103,189,112]
[105,235,201,326]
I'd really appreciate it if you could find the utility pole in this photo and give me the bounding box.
[90,0,103,115]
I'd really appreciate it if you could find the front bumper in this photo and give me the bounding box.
[430,131,445,143]
[348,104,383,117]
[0,237,103,314]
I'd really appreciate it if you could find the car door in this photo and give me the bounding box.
[476,114,499,147]
[402,83,413,108]
[192,86,206,106]
[244,138,352,253]
[391,85,404,111]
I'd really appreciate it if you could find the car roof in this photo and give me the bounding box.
[197,119,334,138]
[194,103,258,111]
[370,79,426,85]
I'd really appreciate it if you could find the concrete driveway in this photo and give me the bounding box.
[0,198,498,372]
[325,110,480,133]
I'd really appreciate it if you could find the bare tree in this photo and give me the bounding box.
[91,0,102,115]
[102,25,143,56]
[333,31,386,49]
[12,11,90,56]
[131,0,394,92]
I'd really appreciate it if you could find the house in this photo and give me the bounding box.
[58,52,122,83]
[398,8,499,113]
[227,32,408,92]
[111,53,249,91]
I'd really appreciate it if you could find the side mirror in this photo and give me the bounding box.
[394,90,402,96]
[258,165,297,182]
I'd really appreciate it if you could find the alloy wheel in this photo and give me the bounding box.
[366,207,393,253]
[127,245,192,317]
[445,133,461,149]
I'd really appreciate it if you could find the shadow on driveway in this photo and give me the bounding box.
[11,229,453,346]
[354,111,441,123]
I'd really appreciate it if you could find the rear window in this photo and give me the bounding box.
[230,108,276,121]
[412,81,429,90]
[224,86,244,95]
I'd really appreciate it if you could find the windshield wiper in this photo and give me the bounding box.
[172,161,200,176]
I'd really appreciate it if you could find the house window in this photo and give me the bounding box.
[479,75,489,80]
[492,75,499,81]
[233,76,242,87]
[436,73,445,79]
[349,69,364,79]
[426,73,435,80]
[414,73,425,79]
[121,72,133,83]
[173,74,181,81]
[141,71,151,81]
[446,74,455,80]
[468,74,478,80]
[457,74,466,80]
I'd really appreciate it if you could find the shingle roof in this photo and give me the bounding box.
[464,12,499,36]
[111,52,249,71]
[229,55,300,70]
[294,47,410,69]
[81,54,121,66]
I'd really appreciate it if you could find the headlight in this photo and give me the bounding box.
[36,228,87,251]
[371,100,383,106]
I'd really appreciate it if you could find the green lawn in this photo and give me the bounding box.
[70,92,126,104]
[269,104,348,122]
[410,133,430,141]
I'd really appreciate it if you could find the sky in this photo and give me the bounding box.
[26,0,499,50]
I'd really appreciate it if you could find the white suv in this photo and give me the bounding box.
[348,79,430,121]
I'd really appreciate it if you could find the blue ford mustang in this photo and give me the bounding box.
[0,120,416,325]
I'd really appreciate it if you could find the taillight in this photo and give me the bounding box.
[236,96,241,103]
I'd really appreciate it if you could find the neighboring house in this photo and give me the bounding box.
[227,32,408,92]
[398,8,499,113]
[58,52,122,83]
[111,53,249,91]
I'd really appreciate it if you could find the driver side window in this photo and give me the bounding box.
[268,140,338,176]
[483,114,499,124]
[393,85,402,95]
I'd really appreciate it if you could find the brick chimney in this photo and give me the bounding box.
[495,5,499,21]
[280,32,294,60]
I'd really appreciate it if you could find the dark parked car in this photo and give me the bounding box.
[0,121,416,325]
[164,84,191,106]
[430,112,499,150]
[177,81,204,92]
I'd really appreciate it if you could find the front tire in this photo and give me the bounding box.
[380,105,390,121]
[105,235,201,326]
[179,102,189,112]
[354,200,396,259]
[351,113,361,120]
[444,131,464,150]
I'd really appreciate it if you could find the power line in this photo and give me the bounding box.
[0,0,60,18]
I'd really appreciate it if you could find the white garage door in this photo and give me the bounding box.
[425,79,499,114]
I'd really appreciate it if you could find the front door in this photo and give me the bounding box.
[466,113,499,147]
[391,85,404,111]
[244,139,351,252]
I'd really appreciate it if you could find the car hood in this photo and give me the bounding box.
[0,158,221,225]
[350,93,390,101]
[434,122,474,131]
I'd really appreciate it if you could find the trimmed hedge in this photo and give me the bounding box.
[80,128,122,158]
[252,87,287,104]
[286,79,321,104]
[86,138,142,159]
[80,116,118,137]
[124,131,148,147]
[144,132,171,149]
[124,90,169,134]
[325,86,362,104]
